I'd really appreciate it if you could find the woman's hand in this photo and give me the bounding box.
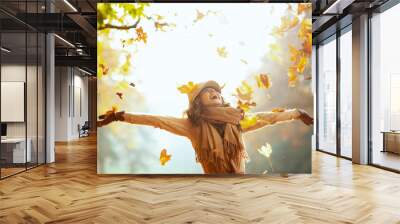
[297,109,313,126]
[97,110,125,127]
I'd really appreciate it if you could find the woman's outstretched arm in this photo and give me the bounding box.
[241,109,313,133]
[97,110,193,138]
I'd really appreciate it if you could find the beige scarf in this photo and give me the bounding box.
[195,105,247,173]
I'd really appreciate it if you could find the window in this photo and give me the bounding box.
[371,2,400,171]
[339,28,352,158]
[317,36,337,154]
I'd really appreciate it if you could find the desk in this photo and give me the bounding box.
[381,131,400,154]
[1,138,31,163]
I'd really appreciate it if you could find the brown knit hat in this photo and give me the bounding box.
[188,80,221,105]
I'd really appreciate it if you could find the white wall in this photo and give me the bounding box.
[55,67,89,141]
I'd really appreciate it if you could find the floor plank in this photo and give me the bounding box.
[0,135,399,224]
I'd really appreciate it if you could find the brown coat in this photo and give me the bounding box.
[122,109,300,174]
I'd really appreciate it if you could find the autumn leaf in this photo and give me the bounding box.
[111,105,118,112]
[302,33,312,57]
[304,76,312,80]
[135,27,147,44]
[160,148,171,166]
[194,9,205,23]
[237,100,256,112]
[154,14,164,21]
[121,54,132,74]
[289,45,300,63]
[297,3,312,15]
[297,56,308,73]
[235,81,253,101]
[99,64,109,76]
[129,83,136,88]
[257,143,272,158]
[216,47,228,58]
[177,81,198,94]
[255,74,272,89]
[116,92,123,100]
[240,115,258,129]
[288,66,298,87]
[272,108,285,113]
[298,19,312,41]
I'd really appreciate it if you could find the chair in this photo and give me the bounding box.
[79,121,90,138]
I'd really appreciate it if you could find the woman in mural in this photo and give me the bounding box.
[97,80,313,174]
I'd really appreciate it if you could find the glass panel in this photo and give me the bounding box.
[340,29,352,158]
[318,37,337,154]
[27,30,38,169]
[1,31,27,177]
[371,4,400,171]
[26,0,39,169]
[38,32,45,165]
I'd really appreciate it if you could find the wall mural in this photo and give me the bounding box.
[97,3,313,174]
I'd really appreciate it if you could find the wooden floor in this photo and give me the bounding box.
[0,136,400,224]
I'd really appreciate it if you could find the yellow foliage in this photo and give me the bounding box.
[237,100,256,112]
[271,108,285,113]
[177,81,198,94]
[297,56,308,73]
[216,47,228,58]
[235,81,253,101]
[255,74,272,89]
[160,148,171,166]
[135,27,147,44]
[297,3,312,15]
[240,115,258,130]
[288,66,298,87]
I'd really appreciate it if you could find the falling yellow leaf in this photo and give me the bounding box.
[240,115,258,130]
[298,19,312,41]
[255,74,272,89]
[288,66,298,87]
[302,33,312,57]
[271,108,285,113]
[271,15,299,38]
[194,9,205,22]
[240,59,248,64]
[237,100,256,112]
[235,81,253,101]
[257,143,272,158]
[121,54,131,74]
[304,76,312,80]
[177,81,198,94]
[154,14,164,21]
[99,64,109,76]
[289,45,300,63]
[297,56,308,73]
[160,148,171,166]
[297,3,312,15]
[216,47,228,58]
[135,27,147,44]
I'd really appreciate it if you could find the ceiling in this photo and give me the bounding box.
[0,0,397,74]
[312,0,390,43]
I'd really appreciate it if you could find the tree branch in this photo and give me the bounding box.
[98,18,141,30]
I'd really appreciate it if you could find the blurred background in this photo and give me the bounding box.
[97,3,312,174]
